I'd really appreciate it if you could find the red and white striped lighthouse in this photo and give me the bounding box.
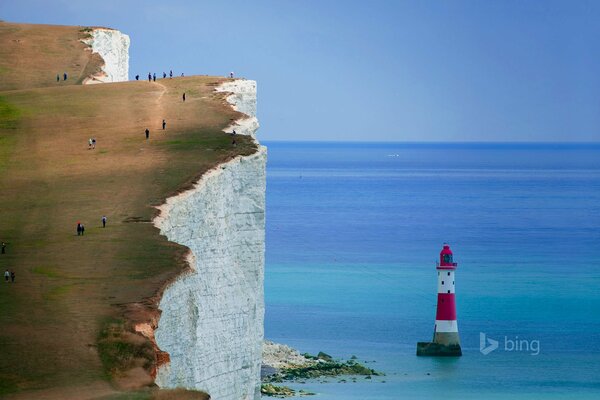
[417,243,462,356]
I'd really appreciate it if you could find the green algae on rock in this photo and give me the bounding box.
[264,352,383,383]
[261,383,315,398]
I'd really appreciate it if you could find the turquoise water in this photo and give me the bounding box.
[263,142,600,399]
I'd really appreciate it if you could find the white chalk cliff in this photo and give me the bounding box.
[82,28,130,83]
[154,79,266,400]
[216,80,260,137]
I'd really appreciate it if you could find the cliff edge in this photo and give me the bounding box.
[0,22,116,90]
[82,27,130,84]
[154,80,266,400]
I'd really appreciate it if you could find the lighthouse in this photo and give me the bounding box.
[416,244,462,356]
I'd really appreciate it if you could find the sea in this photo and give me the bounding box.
[262,142,600,399]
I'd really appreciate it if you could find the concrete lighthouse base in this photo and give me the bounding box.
[416,341,462,356]
[416,342,462,356]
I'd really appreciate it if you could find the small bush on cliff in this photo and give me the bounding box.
[97,319,155,380]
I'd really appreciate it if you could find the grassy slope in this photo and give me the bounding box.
[0,22,104,91]
[0,22,254,399]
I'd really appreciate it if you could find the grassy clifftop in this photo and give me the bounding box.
[0,22,107,91]
[0,22,255,399]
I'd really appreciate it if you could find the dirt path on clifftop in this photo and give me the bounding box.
[0,76,256,398]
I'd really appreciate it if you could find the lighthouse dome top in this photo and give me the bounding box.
[438,243,458,269]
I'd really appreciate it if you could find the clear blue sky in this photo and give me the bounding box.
[2,0,599,142]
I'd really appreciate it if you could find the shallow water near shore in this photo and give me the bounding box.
[263,141,600,399]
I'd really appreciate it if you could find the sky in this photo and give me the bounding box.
[1,0,600,142]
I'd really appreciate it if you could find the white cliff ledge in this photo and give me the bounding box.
[153,79,266,400]
[82,28,130,84]
[216,80,259,137]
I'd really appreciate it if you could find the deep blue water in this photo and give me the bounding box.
[263,142,600,399]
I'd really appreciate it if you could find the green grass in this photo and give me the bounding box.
[44,283,75,300]
[0,96,20,129]
[0,133,16,172]
[32,266,62,278]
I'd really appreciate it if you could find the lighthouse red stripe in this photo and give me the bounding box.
[436,293,457,320]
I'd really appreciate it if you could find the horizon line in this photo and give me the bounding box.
[261,139,600,144]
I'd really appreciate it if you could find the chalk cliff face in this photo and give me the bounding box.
[154,80,266,400]
[82,28,130,83]
[216,80,259,137]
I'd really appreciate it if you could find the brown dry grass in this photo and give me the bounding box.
[0,22,105,91]
[0,22,254,400]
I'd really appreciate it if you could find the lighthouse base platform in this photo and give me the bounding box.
[416,342,462,357]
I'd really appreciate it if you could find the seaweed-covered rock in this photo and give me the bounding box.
[264,356,383,383]
[261,384,315,397]
[317,352,333,362]
[261,383,295,397]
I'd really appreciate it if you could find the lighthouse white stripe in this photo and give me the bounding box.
[435,319,459,333]
[437,270,455,293]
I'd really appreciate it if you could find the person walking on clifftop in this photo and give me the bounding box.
[102,215,107,228]
[145,128,150,139]
[162,119,166,130]
[182,92,186,102]
[4,269,10,282]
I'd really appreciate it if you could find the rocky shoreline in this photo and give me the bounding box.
[262,341,315,372]
[261,341,383,397]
